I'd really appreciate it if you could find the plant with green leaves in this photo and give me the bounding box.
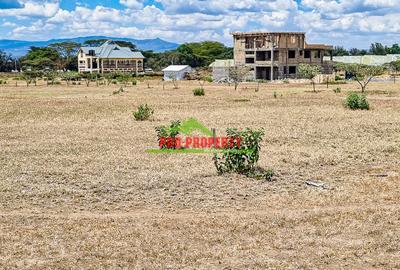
[133,104,154,121]
[155,120,181,149]
[229,65,251,91]
[61,71,80,86]
[385,60,400,83]
[345,92,370,110]
[337,63,385,92]
[298,64,322,92]
[213,128,274,180]
[81,72,98,87]
[21,71,42,87]
[44,71,58,86]
[193,88,205,96]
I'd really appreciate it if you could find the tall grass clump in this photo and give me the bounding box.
[133,104,154,121]
[193,88,205,96]
[213,128,274,181]
[345,92,369,110]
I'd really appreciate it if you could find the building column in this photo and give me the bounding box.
[270,48,274,81]
[136,60,139,75]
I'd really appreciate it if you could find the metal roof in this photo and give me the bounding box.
[81,40,145,59]
[162,65,191,72]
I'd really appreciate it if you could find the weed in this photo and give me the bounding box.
[133,104,154,121]
[345,92,370,110]
[193,88,205,96]
[213,128,274,180]
[155,120,181,149]
[333,87,341,93]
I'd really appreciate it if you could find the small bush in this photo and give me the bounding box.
[273,91,277,98]
[333,87,341,93]
[335,75,343,81]
[0,80,6,85]
[204,76,213,83]
[213,128,274,181]
[282,79,289,84]
[155,120,181,149]
[132,80,137,86]
[345,92,370,110]
[133,104,154,121]
[193,88,205,96]
[111,80,118,85]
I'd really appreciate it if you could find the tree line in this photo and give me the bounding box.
[333,43,400,56]
[0,39,233,73]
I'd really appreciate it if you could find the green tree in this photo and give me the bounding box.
[339,63,385,92]
[49,42,80,71]
[0,50,16,72]
[60,71,80,86]
[385,61,400,83]
[298,64,322,92]
[332,46,349,56]
[370,43,387,55]
[21,47,61,70]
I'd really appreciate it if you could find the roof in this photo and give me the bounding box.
[209,59,234,67]
[232,32,305,36]
[80,40,145,59]
[162,65,191,72]
[305,43,333,50]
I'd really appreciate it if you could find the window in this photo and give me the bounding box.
[289,66,296,74]
[304,50,311,59]
[245,58,255,64]
[246,51,254,55]
[288,50,296,58]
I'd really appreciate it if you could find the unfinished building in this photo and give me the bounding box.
[232,32,333,80]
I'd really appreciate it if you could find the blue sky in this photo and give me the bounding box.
[0,0,399,48]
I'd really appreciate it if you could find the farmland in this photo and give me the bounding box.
[1,80,400,269]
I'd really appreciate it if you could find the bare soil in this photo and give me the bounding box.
[1,80,399,269]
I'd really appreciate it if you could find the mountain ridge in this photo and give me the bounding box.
[0,36,180,57]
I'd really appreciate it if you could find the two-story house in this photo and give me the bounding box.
[78,40,145,74]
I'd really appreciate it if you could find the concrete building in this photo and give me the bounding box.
[209,59,234,82]
[78,40,145,74]
[162,65,192,81]
[232,32,334,80]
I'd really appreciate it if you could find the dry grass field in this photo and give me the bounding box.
[1,79,400,269]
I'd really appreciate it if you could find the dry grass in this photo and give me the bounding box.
[1,80,400,269]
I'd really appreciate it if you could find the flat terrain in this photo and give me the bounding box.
[0,80,399,269]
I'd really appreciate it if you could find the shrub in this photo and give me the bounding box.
[273,91,277,98]
[335,75,343,81]
[155,120,181,149]
[193,88,205,96]
[345,92,369,110]
[132,80,137,86]
[282,79,289,84]
[0,79,6,85]
[213,128,274,181]
[333,87,341,93]
[133,104,154,121]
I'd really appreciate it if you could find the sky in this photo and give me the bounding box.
[0,0,399,48]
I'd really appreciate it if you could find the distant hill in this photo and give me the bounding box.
[0,36,180,57]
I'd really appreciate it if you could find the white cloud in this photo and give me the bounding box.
[0,1,59,18]
[1,0,399,48]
